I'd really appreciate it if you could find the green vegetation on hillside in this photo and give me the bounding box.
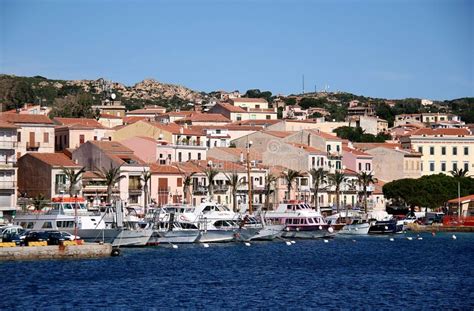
[334,126,391,142]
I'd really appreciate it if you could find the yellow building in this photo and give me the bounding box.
[400,128,473,175]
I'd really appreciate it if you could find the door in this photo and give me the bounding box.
[29,132,35,147]
[158,178,168,205]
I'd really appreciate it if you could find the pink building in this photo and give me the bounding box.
[342,144,373,173]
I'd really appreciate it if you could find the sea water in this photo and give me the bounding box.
[1,233,473,310]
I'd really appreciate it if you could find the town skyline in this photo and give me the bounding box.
[1,0,472,100]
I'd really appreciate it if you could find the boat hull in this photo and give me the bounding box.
[282,225,335,239]
[148,230,200,244]
[339,223,371,235]
[249,224,285,241]
[368,221,403,234]
[197,229,235,243]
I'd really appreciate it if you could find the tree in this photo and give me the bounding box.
[309,168,327,212]
[328,170,346,213]
[450,168,469,178]
[141,170,152,212]
[357,171,377,213]
[182,172,196,204]
[225,173,245,212]
[32,193,47,211]
[61,166,86,196]
[281,169,302,200]
[95,164,126,203]
[204,167,219,200]
[264,173,278,210]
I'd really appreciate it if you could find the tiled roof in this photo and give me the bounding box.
[27,153,80,167]
[178,112,230,123]
[54,117,104,129]
[447,194,474,204]
[216,102,246,113]
[150,163,182,174]
[342,146,372,157]
[353,142,403,151]
[100,113,123,119]
[307,129,343,141]
[230,98,268,104]
[90,141,133,153]
[146,121,204,136]
[164,111,195,117]
[410,128,471,136]
[0,113,54,125]
[232,119,280,126]
[289,143,326,155]
[127,107,166,115]
[264,130,295,138]
[211,147,262,161]
[190,125,263,131]
[0,120,18,129]
[123,116,147,124]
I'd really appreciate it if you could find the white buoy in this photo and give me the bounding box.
[203,243,209,248]
[452,234,457,240]
[328,227,334,233]
[285,241,292,246]
[407,237,413,241]
[285,227,290,232]
[389,238,395,242]
[244,242,251,247]
[323,239,329,243]
[352,240,356,243]
[172,244,178,249]
[290,240,296,244]
[417,237,423,240]
[319,225,323,230]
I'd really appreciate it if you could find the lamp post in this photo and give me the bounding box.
[246,139,253,214]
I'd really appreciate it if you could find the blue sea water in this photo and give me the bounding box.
[1,233,473,310]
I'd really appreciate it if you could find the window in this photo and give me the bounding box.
[464,162,469,171]
[441,147,446,155]
[197,153,202,160]
[430,147,434,155]
[250,114,256,120]
[358,163,362,171]
[336,161,341,170]
[365,163,371,171]
[43,132,49,143]
[327,145,331,152]
[94,136,97,141]
[236,114,242,121]
[429,162,435,172]
[464,147,469,156]
[42,222,52,229]
[453,147,457,155]
[177,178,182,187]
[336,145,340,152]
[266,115,271,120]
[188,152,191,161]
[300,178,308,186]
[79,134,85,144]
[178,152,182,162]
[452,162,457,171]
[418,146,423,154]
[312,157,315,167]
[17,132,21,142]
[441,162,446,172]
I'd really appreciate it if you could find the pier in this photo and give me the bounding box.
[0,243,113,261]
[406,223,474,233]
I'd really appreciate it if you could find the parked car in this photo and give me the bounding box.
[23,231,65,245]
[1,225,26,244]
[60,232,80,241]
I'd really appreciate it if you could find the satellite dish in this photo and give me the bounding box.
[111,93,116,100]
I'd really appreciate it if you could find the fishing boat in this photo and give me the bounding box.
[368,218,403,234]
[265,201,335,239]
[326,211,371,235]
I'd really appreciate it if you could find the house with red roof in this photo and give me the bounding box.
[342,143,373,173]
[0,112,55,158]
[72,141,149,206]
[98,113,123,128]
[209,102,277,122]
[53,117,113,151]
[17,153,83,200]
[174,112,230,126]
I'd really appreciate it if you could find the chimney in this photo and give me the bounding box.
[179,127,184,134]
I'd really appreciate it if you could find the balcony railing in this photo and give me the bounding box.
[26,142,40,151]
[0,180,16,189]
[213,185,229,193]
[327,151,342,159]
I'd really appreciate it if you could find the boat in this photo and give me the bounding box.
[326,211,371,235]
[368,218,403,234]
[339,219,371,235]
[13,197,152,247]
[265,201,335,239]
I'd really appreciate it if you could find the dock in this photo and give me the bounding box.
[0,242,114,261]
[406,223,474,233]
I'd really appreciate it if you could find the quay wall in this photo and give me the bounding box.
[407,224,474,233]
[0,243,113,261]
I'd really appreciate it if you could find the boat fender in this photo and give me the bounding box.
[328,227,334,233]
[179,215,188,222]
[318,225,323,230]
[111,248,121,257]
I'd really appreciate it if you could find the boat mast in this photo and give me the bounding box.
[247,136,253,214]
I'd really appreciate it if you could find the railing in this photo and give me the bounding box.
[193,186,208,194]
[0,159,17,167]
[0,140,17,149]
[0,180,16,189]
[213,185,229,193]
[26,142,40,151]
[327,151,342,159]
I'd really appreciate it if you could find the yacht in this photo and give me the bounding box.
[326,211,371,235]
[13,197,152,247]
[368,217,403,234]
[265,201,335,239]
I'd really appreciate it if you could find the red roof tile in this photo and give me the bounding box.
[54,117,104,129]
[177,112,230,123]
[100,113,123,119]
[215,102,246,113]
[410,128,471,136]
[448,194,474,204]
[342,146,372,157]
[0,113,54,124]
[264,130,295,138]
[230,98,268,104]
[27,153,80,167]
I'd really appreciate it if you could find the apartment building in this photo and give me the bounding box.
[209,102,277,122]
[53,117,113,151]
[342,144,373,173]
[400,128,473,175]
[0,121,18,216]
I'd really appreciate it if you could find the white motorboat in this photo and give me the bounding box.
[265,201,335,239]
[326,211,371,235]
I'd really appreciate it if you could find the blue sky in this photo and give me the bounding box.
[1,0,472,100]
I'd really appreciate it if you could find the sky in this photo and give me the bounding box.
[0,0,472,100]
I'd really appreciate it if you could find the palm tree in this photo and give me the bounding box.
[182,172,196,204]
[32,193,47,211]
[450,168,469,178]
[204,167,219,200]
[328,170,346,213]
[141,170,152,212]
[61,166,86,196]
[95,164,126,203]
[309,168,327,213]
[357,171,377,213]
[264,173,278,210]
[225,172,245,212]
[281,169,302,200]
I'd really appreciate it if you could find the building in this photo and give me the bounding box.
[354,143,422,182]
[209,102,277,122]
[126,105,167,118]
[72,141,149,206]
[17,153,83,200]
[229,98,269,109]
[266,119,350,133]
[98,113,123,128]
[174,112,231,126]
[347,106,375,117]
[350,115,388,135]
[91,99,126,118]
[447,194,474,217]
[400,128,473,175]
[394,113,462,127]
[0,113,55,158]
[283,105,309,120]
[342,144,373,173]
[0,121,19,217]
[53,117,113,151]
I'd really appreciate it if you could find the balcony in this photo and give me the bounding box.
[327,151,342,159]
[213,185,229,194]
[0,140,17,149]
[0,180,16,189]
[193,186,208,195]
[26,142,40,151]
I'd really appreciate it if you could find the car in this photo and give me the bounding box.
[60,232,80,241]
[1,226,27,244]
[23,231,65,245]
